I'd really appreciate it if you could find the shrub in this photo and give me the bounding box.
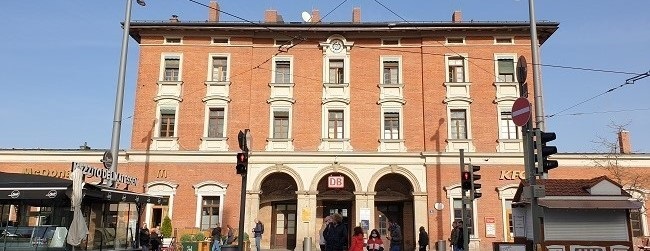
[161,216,173,238]
[180,234,195,243]
[195,231,206,241]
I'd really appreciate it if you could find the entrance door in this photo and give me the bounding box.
[376,203,403,245]
[323,202,353,245]
[272,203,297,250]
[149,204,169,228]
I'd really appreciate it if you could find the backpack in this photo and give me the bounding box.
[260,222,264,234]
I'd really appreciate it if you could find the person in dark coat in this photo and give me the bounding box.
[418,226,429,251]
[150,229,161,251]
[386,220,402,251]
[139,223,151,251]
[324,213,348,251]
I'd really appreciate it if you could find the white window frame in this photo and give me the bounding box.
[326,57,347,84]
[494,37,514,45]
[446,37,466,45]
[268,106,293,139]
[211,37,230,45]
[322,104,350,140]
[445,53,469,83]
[156,105,179,138]
[446,184,479,238]
[494,53,517,83]
[272,56,294,84]
[145,181,178,227]
[207,53,230,82]
[380,56,402,85]
[203,105,228,138]
[159,53,183,81]
[498,108,518,140]
[164,37,183,44]
[381,38,401,46]
[447,108,470,140]
[193,181,228,229]
[497,184,519,241]
[380,107,403,140]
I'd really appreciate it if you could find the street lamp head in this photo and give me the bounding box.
[136,0,146,6]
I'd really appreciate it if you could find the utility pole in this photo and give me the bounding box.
[237,129,252,251]
[528,0,546,131]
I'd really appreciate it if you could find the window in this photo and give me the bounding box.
[447,37,465,44]
[275,60,291,83]
[453,198,474,235]
[273,111,290,139]
[211,37,229,44]
[163,58,180,81]
[329,59,344,84]
[165,37,182,44]
[207,108,225,138]
[448,56,465,82]
[159,109,176,137]
[211,57,228,81]
[500,111,518,139]
[328,110,344,139]
[505,199,514,241]
[382,39,400,46]
[495,37,513,44]
[631,209,644,237]
[200,196,220,231]
[383,61,399,84]
[497,58,515,82]
[450,109,467,139]
[383,112,400,139]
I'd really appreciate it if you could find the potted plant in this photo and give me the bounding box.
[180,233,198,251]
[161,216,173,247]
[194,232,207,251]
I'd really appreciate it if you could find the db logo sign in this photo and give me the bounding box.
[328,176,344,188]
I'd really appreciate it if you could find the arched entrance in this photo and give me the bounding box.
[259,172,298,250]
[374,173,415,251]
[316,173,357,239]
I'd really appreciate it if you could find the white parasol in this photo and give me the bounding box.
[67,167,88,246]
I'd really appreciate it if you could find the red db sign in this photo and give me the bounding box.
[328,176,344,188]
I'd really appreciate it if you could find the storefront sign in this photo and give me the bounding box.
[485,217,496,237]
[499,170,526,180]
[23,168,70,179]
[156,169,168,179]
[72,162,138,186]
[328,176,344,188]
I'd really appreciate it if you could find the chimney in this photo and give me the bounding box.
[618,130,632,154]
[265,9,279,23]
[311,9,321,23]
[352,7,361,23]
[452,10,462,23]
[169,15,180,23]
[208,0,219,22]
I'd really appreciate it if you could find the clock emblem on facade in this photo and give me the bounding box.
[331,39,343,53]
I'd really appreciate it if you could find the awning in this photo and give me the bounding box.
[0,187,68,200]
[538,199,643,209]
[0,172,71,201]
[87,185,168,205]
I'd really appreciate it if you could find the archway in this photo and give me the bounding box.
[259,172,299,250]
[374,173,415,251]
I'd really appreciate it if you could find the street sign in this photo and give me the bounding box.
[101,151,113,169]
[517,56,527,84]
[511,97,531,127]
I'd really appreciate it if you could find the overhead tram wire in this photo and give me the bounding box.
[545,108,650,118]
[547,70,650,118]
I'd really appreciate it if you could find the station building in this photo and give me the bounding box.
[2,3,650,251]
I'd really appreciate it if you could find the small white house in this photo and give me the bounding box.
[512,176,642,251]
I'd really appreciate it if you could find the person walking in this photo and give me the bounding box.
[212,226,222,251]
[418,226,429,251]
[324,213,347,251]
[386,220,402,251]
[320,216,332,251]
[349,226,365,251]
[252,219,265,251]
[450,221,464,251]
[366,229,384,251]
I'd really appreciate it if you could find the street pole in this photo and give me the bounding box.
[528,0,546,131]
[238,166,248,251]
[108,0,145,187]
[459,149,469,251]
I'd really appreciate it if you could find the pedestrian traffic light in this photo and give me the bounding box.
[236,152,248,175]
[470,165,482,199]
[461,171,471,191]
[534,129,558,174]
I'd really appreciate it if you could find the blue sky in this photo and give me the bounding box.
[2,0,649,153]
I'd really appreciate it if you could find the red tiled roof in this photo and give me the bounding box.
[513,176,629,201]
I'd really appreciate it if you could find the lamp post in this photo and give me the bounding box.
[108,0,146,187]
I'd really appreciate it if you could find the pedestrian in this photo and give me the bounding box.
[450,220,464,251]
[418,226,429,251]
[349,226,365,251]
[320,216,332,251]
[252,219,264,251]
[139,223,150,251]
[226,225,235,245]
[150,228,161,251]
[324,213,347,251]
[366,229,384,251]
[386,220,402,251]
[212,226,222,251]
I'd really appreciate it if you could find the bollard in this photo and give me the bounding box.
[304,237,313,251]
[437,240,446,251]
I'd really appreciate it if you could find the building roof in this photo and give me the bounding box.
[513,176,631,201]
[127,20,559,44]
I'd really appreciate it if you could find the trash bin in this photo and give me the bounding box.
[182,242,199,251]
[304,237,312,251]
[436,240,446,251]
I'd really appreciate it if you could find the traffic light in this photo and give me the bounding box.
[470,165,482,199]
[534,129,558,174]
[461,171,471,191]
[236,152,248,174]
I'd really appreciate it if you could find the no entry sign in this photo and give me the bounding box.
[511,97,531,126]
